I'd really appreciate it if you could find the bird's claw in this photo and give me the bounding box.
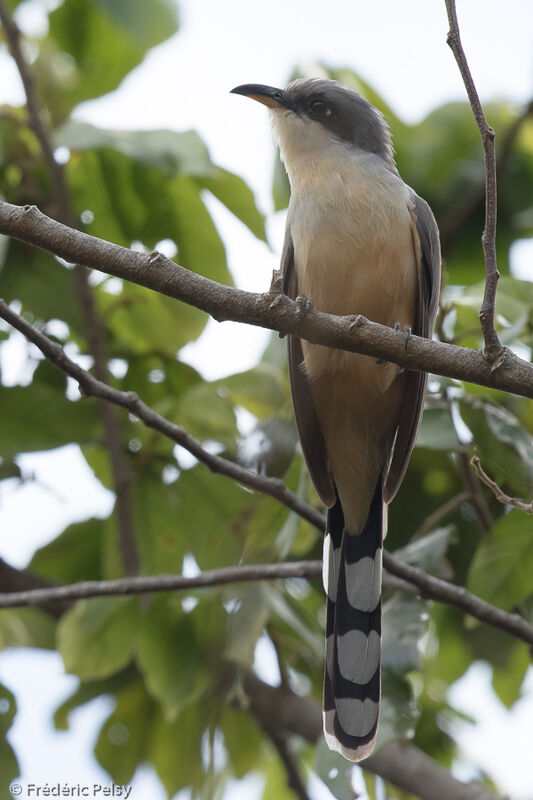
[395,323,412,373]
[295,294,313,331]
[377,322,411,371]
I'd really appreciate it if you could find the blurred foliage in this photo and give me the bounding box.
[1,6,533,800]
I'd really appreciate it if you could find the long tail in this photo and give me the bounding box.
[322,477,383,761]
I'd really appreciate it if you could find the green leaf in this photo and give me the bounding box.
[30,518,106,583]
[468,511,533,609]
[199,167,267,241]
[99,281,205,357]
[315,738,356,800]
[220,706,262,779]
[272,148,290,211]
[0,608,56,650]
[0,242,80,331]
[416,407,461,451]
[175,379,238,450]
[55,122,213,177]
[95,677,153,785]
[58,597,138,679]
[262,751,297,800]
[376,674,419,751]
[0,683,19,784]
[53,668,136,730]
[173,466,251,571]
[149,700,209,795]
[225,585,271,667]
[214,364,287,419]
[0,376,100,459]
[94,0,179,51]
[40,0,179,121]
[394,526,455,579]
[382,593,427,674]
[136,595,211,720]
[131,473,186,576]
[491,640,530,708]
[460,398,533,495]
[169,173,231,285]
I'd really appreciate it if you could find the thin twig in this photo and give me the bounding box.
[457,451,493,533]
[256,718,311,800]
[1,201,532,398]
[1,556,532,648]
[413,490,471,539]
[471,456,533,514]
[0,562,321,609]
[0,4,138,573]
[445,0,503,361]
[268,629,292,690]
[0,2,72,223]
[2,301,533,646]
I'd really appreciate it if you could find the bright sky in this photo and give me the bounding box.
[1,0,533,798]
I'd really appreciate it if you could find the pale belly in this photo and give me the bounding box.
[290,198,418,532]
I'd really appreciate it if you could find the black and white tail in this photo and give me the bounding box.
[322,478,383,761]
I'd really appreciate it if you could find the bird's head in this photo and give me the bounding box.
[231,78,394,173]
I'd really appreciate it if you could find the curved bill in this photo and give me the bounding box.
[230,83,287,109]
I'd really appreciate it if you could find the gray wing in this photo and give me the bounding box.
[282,228,337,508]
[383,193,441,503]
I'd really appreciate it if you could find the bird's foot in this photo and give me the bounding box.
[295,294,314,331]
[376,322,411,372]
[395,323,412,373]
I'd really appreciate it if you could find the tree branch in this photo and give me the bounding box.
[241,671,503,800]
[254,716,311,800]
[0,3,138,575]
[445,0,502,361]
[0,2,72,223]
[471,456,533,515]
[1,553,532,648]
[2,300,533,647]
[1,201,532,398]
[413,490,471,540]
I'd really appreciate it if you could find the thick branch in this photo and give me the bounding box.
[445,0,502,360]
[242,672,502,800]
[1,201,532,398]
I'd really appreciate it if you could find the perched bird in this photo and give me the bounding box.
[231,79,440,761]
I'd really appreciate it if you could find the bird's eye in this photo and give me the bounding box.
[309,99,332,118]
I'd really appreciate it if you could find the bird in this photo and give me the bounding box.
[231,78,441,762]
